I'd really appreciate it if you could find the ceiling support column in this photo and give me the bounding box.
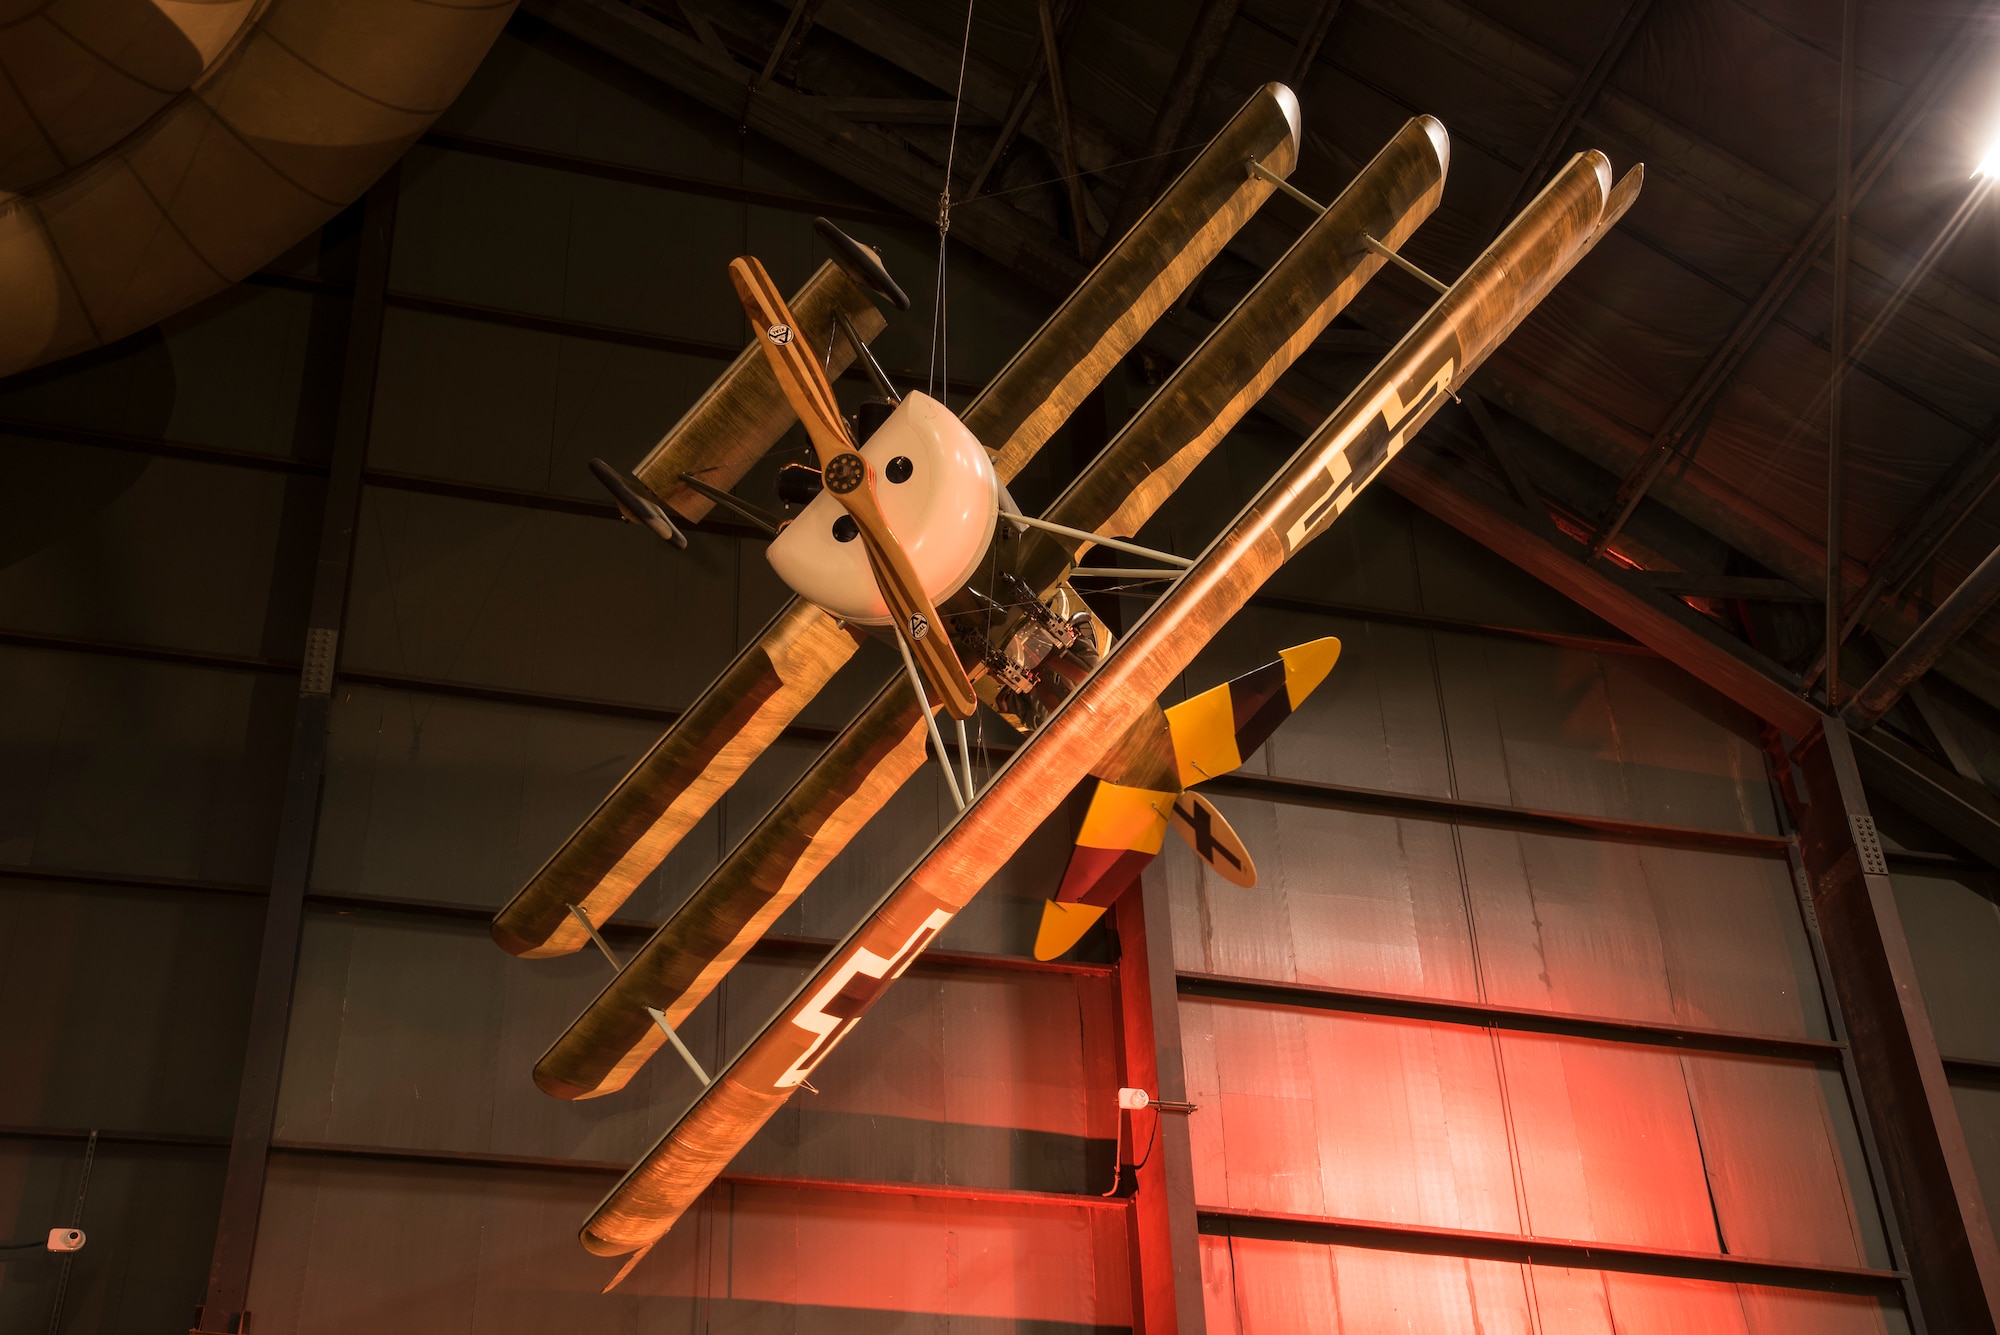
[1825,0,1855,707]
[1115,872,1207,1333]
[191,169,399,1335]
[1792,717,2000,1333]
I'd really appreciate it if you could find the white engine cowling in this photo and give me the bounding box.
[767,392,999,625]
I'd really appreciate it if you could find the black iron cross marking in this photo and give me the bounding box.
[1172,796,1241,870]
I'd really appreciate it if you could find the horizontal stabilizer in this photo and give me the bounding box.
[1033,900,1108,963]
[1162,636,1340,786]
[1037,779,1173,960]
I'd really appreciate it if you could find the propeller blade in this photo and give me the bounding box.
[729,256,977,720]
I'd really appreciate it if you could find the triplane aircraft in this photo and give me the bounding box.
[486,81,1641,1273]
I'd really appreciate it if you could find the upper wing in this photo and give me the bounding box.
[1007,115,1449,597]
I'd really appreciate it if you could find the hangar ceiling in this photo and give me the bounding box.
[521,0,2000,814]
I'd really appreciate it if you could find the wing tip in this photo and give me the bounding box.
[1279,636,1342,709]
[1034,900,1108,961]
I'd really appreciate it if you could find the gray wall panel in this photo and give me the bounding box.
[0,881,259,1135]
[1432,631,1773,830]
[0,649,290,882]
[0,1142,226,1335]
[314,684,817,918]
[342,488,747,709]
[275,909,690,1163]
[1892,870,2000,1063]
[0,285,326,459]
[1173,556,1771,833]
[0,449,310,659]
[247,1156,1131,1332]
[367,308,723,499]
[1955,1081,2000,1252]
[275,907,1115,1189]
[392,145,756,343]
[1166,800,1822,1038]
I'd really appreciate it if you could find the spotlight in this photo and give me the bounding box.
[1975,129,2000,178]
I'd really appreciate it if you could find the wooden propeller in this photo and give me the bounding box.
[728,255,978,720]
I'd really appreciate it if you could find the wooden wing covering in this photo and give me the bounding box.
[534,675,929,1098]
[491,82,1305,958]
[529,115,1448,1092]
[579,149,1637,1259]
[1011,116,1451,596]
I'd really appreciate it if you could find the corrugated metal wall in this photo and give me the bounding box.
[1892,864,2000,1238]
[1155,509,1908,1330]
[0,11,1969,1332]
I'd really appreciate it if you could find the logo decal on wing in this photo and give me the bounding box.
[775,907,955,1088]
[767,323,793,345]
[1284,355,1455,553]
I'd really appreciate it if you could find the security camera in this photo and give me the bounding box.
[46,1228,84,1253]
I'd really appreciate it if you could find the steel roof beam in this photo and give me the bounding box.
[192,170,400,1335]
[1105,0,1243,246]
[963,0,1080,201]
[1283,0,1344,88]
[1490,0,1653,229]
[1825,0,1857,706]
[528,0,1085,294]
[1808,421,2000,689]
[1588,12,1985,558]
[1846,541,2000,731]
[1793,719,2000,1330]
[1200,1204,1908,1297]
[810,0,1127,176]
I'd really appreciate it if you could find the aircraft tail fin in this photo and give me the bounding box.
[1167,791,1257,887]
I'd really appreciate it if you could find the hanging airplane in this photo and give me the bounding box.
[483,80,1641,1273]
